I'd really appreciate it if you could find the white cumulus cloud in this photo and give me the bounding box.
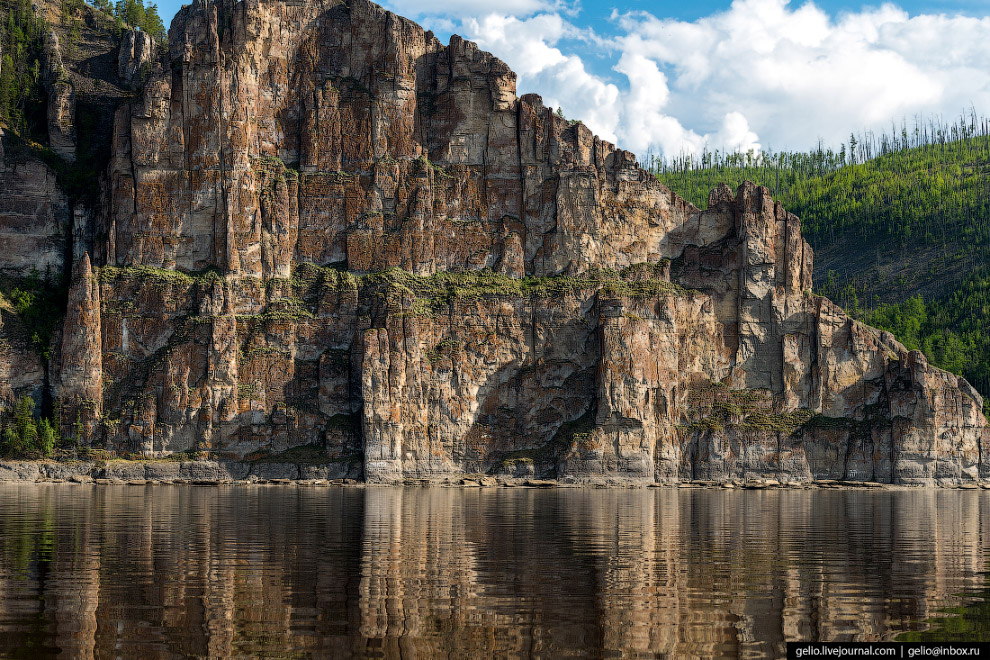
[612,0,990,152]
[463,14,623,142]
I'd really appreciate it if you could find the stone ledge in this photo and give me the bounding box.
[0,461,984,488]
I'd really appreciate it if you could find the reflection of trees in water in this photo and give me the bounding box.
[897,571,990,642]
[0,486,985,658]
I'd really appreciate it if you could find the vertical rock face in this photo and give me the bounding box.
[0,131,71,278]
[59,253,102,438]
[0,130,52,412]
[0,0,133,418]
[44,0,985,482]
[104,0,700,277]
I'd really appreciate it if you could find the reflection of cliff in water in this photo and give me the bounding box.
[0,485,985,659]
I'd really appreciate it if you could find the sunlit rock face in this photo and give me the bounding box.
[46,0,986,483]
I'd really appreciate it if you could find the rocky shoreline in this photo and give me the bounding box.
[0,460,987,489]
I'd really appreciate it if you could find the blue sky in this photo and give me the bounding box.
[154,0,990,158]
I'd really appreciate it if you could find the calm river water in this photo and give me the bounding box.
[0,484,987,658]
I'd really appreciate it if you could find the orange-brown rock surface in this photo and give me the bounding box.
[0,0,979,483]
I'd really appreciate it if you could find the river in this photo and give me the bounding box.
[0,484,985,658]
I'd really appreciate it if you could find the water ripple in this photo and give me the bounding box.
[0,485,985,658]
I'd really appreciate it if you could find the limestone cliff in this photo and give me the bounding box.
[3,0,984,483]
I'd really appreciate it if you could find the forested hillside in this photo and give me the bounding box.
[0,0,47,135]
[1,0,164,124]
[653,117,990,414]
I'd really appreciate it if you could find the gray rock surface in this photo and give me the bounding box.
[118,29,155,89]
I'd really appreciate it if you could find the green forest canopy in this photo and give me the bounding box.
[0,0,46,134]
[95,0,166,40]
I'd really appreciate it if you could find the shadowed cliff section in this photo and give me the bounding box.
[0,0,158,427]
[0,0,984,483]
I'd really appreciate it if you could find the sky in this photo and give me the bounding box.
[155,0,990,159]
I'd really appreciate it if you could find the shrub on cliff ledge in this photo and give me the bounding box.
[3,270,64,361]
[89,0,166,41]
[365,265,687,317]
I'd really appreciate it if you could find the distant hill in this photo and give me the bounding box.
[654,120,990,413]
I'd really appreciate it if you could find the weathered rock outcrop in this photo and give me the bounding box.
[117,29,155,89]
[0,0,145,414]
[0,131,71,278]
[41,27,76,162]
[28,0,987,483]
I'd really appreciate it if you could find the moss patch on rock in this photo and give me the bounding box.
[682,381,815,435]
[361,264,686,317]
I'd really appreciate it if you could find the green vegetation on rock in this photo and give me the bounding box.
[99,264,199,289]
[91,0,166,40]
[0,269,65,360]
[681,382,814,434]
[1,0,165,204]
[363,264,685,317]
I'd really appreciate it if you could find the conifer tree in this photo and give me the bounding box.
[38,419,56,457]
